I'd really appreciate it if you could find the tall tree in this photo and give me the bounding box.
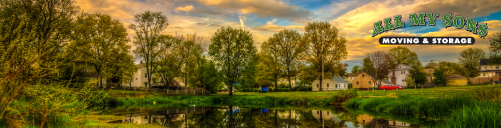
[260,36,284,91]
[209,26,258,96]
[488,32,501,64]
[459,48,486,78]
[303,21,348,91]
[362,57,374,73]
[365,51,395,88]
[71,13,130,88]
[268,29,307,91]
[351,65,362,73]
[436,61,465,77]
[389,46,422,69]
[130,11,169,89]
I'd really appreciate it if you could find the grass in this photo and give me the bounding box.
[345,94,501,127]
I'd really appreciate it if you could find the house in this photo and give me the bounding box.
[356,114,374,126]
[312,110,336,121]
[389,64,411,86]
[352,72,375,90]
[346,73,359,84]
[423,67,434,82]
[311,75,348,91]
[479,59,501,77]
[122,64,186,88]
[446,74,468,86]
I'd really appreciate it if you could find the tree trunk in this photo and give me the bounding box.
[275,75,278,92]
[288,66,291,91]
[229,80,233,96]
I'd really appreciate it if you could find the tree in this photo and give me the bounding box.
[408,68,427,88]
[351,65,362,73]
[389,46,422,69]
[106,51,137,89]
[71,13,130,88]
[260,35,284,91]
[362,57,375,73]
[488,32,501,64]
[365,51,395,88]
[433,70,446,86]
[190,56,223,92]
[436,61,465,77]
[459,48,486,78]
[268,29,307,91]
[209,26,258,95]
[130,11,169,89]
[303,21,348,91]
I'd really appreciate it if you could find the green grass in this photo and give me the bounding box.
[345,95,501,127]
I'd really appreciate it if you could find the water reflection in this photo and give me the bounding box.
[107,106,419,128]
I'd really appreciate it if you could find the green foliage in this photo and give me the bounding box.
[389,46,422,69]
[459,48,486,78]
[408,68,428,87]
[436,61,465,77]
[362,57,374,73]
[297,86,312,91]
[351,65,362,73]
[433,70,446,86]
[130,10,169,88]
[71,13,133,88]
[209,26,258,95]
[302,21,348,91]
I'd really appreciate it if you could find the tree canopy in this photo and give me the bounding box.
[459,48,486,78]
[389,46,422,69]
[209,26,258,96]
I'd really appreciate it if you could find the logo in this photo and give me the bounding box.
[373,13,488,45]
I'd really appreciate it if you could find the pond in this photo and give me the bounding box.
[103,105,427,128]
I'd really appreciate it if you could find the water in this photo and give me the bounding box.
[104,106,424,128]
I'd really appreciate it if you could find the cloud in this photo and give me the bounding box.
[174,5,194,12]
[483,20,501,29]
[330,0,433,38]
[191,0,311,21]
[413,0,501,18]
[253,24,304,32]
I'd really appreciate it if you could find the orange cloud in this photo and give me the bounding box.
[483,20,501,29]
[174,5,194,12]
[253,25,304,32]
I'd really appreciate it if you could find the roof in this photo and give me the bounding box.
[331,75,347,83]
[347,73,359,77]
[480,59,489,65]
[382,79,393,85]
[446,75,467,79]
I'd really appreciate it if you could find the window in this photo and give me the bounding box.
[356,81,359,84]
[362,74,365,77]
[497,66,499,69]
[317,84,319,87]
[327,83,329,87]
[317,111,319,114]
[369,81,371,84]
[327,111,329,115]
[144,82,147,87]
[145,73,147,77]
[135,78,137,80]
[485,66,487,69]
[335,84,338,88]
[484,73,486,76]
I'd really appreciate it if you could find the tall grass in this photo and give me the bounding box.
[345,94,501,127]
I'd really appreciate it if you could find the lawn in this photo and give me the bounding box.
[223,84,501,98]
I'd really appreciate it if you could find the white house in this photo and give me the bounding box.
[311,75,348,91]
[346,73,359,84]
[122,64,186,88]
[388,64,411,86]
[479,59,501,77]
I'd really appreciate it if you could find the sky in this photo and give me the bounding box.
[75,0,501,72]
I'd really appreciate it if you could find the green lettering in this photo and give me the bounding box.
[454,16,465,29]
[409,13,425,26]
[394,15,405,28]
[443,14,452,28]
[384,17,395,31]
[478,23,488,37]
[427,13,439,26]
[373,21,384,37]
[465,18,478,34]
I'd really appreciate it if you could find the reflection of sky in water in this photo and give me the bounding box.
[344,122,359,128]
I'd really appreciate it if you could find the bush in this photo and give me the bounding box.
[297,86,312,91]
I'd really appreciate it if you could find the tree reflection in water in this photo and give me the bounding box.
[110,106,418,128]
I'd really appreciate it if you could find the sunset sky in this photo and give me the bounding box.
[75,0,501,72]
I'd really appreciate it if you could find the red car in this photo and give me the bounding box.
[380,84,402,90]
